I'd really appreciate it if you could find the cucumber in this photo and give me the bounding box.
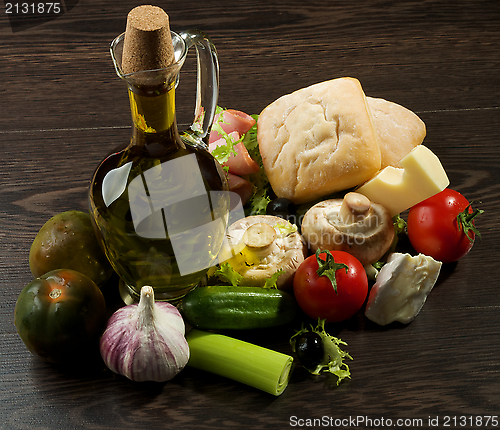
[178,286,299,330]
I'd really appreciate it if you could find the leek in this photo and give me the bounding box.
[186,329,294,396]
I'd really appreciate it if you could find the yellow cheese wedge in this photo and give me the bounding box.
[356,145,449,215]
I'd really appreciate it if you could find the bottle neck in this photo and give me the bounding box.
[128,84,184,155]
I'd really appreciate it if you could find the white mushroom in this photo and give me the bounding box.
[301,192,395,266]
[220,215,307,290]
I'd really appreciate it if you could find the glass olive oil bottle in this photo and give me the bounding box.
[89,11,228,302]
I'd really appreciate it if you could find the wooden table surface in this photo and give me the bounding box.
[1,1,500,429]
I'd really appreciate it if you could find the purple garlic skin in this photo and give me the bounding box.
[100,286,190,382]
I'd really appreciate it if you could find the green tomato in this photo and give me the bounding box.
[14,269,107,364]
[29,210,114,286]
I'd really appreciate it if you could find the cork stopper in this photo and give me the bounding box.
[121,5,175,74]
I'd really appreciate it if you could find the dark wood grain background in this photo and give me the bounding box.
[1,1,500,429]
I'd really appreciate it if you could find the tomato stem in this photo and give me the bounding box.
[457,203,484,243]
[315,249,349,294]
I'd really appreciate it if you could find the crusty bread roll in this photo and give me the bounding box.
[257,77,381,204]
[366,97,426,169]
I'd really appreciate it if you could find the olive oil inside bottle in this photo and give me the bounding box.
[89,83,229,302]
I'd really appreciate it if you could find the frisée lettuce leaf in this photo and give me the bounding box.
[241,114,273,216]
[209,108,273,216]
[290,319,352,384]
[210,106,244,170]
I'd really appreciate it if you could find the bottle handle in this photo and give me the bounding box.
[179,29,219,147]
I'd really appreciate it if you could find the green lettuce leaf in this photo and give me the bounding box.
[209,108,273,216]
[263,269,285,289]
[214,262,244,286]
[290,319,353,384]
[274,221,298,237]
[241,115,274,216]
[210,106,244,169]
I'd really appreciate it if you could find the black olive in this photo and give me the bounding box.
[295,332,325,370]
[266,198,296,219]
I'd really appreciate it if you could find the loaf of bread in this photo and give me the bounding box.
[257,77,426,204]
[367,96,426,169]
[257,78,381,204]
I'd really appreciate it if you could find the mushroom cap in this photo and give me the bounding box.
[221,215,307,290]
[301,193,395,266]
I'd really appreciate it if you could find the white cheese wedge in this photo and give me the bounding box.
[364,252,442,326]
[356,145,449,216]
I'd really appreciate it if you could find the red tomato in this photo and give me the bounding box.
[407,188,482,263]
[293,250,368,323]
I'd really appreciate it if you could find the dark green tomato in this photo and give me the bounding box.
[295,332,325,370]
[14,269,107,364]
[266,198,296,220]
[29,210,114,286]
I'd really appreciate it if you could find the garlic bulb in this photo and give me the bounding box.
[100,286,189,382]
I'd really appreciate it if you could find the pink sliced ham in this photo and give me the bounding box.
[209,109,256,144]
[209,132,260,176]
[226,172,253,206]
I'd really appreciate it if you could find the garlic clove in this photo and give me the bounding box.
[100,286,190,383]
[127,326,189,382]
